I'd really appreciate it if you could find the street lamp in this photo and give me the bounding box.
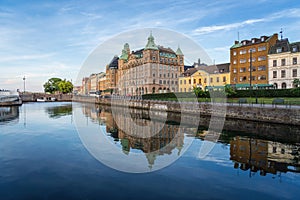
[23,76,26,93]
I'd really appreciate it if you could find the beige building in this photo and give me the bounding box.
[268,39,300,89]
[117,33,184,96]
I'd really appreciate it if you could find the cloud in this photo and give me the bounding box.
[0,53,55,62]
[192,8,300,35]
[193,19,265,35]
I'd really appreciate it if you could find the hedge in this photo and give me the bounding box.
[142,88,300,99]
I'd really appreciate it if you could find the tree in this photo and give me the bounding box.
[58,79,73,94]
[293,78,300,88]
[193,86,204,97]
[43,78,62,94]
[225,85,236,97]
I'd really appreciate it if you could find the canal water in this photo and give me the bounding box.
[0,102,299,199]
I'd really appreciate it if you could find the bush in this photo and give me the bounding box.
[228,88,300,98]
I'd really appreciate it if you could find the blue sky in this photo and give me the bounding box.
[1,0,300,91]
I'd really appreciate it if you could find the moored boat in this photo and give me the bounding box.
[0,90,22,106]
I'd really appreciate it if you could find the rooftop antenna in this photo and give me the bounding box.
[280,28,283,40]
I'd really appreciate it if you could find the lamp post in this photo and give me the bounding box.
[23,76,26,93]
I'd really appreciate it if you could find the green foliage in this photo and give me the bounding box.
[43,78,62,94]
[58,79,73,94]
[193,87,206,97]
[225,85,237,96]
[228,88,300,98]
[43,78,73,94]
[293,78,300,88]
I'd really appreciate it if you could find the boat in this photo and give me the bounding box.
[0,90,22,106]
[36,97,57,102]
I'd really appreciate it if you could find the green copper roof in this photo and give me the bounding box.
[176,46,184,55]
[119,43,129,60]
[230,43,242,49]
[145,32,158,50]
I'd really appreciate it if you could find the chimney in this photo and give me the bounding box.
[234,40,239,45]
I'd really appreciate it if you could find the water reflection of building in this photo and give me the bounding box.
[230,136,300,177]
[0,106,19,124]
[81,104,198,168]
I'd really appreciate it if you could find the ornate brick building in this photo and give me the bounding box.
[117,33,184,96]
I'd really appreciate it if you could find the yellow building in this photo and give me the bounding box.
[179,63,230,92]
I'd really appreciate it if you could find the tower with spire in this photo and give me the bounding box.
[143,32,159,64]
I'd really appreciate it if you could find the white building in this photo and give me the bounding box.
[268,39,300,89]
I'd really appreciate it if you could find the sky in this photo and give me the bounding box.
[1,0,300,92]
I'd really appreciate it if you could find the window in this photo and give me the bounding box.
[293,69,297,77]
[249,66,256,71]
[240,67,246,72]
[210,78,213,83]
[193,79,196,84]
[198,79,201,84]
[160,74,162,77]
[233,68,237,73]
[281,70,286,78]
[216,77,220,82]
[292,46,297,52]
[248,57,256,63]
[240,49,246,55]
[258,56,266,61]
[184,80,186,84]
[273,71,277,78]
[258,65,266,71]
[277,48,282,53]
[153,73,155,77]
[153,79,155,84]
[282,82,287,89]
[240,76,246,82]
[163,80,166,84]
[240,59,246,63]
[258,46,266,51]
[180,80,182,85]
[273,60,277,67]
[293,57,297,65]
[249,76,256,81]
[233,51,237,56]
[281,59,286,66]
[159,80,162,84]
[233,60,237,64]
[248,48,256,53]
[258,75,266,80]
[204,78,207,83]
[188,79,191,84]
[223,76,226,82]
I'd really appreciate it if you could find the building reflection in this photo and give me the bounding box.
[80,104,198,168]
[80,103,300,175]
[0,106,19,124]
[230,136,300,177]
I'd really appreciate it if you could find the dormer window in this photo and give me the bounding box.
[293,46,297,52]
[276,48,282,53]
[243,41,246,45]
[261,37,265,42]
[252,39,255,43]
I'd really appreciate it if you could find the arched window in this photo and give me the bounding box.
[273,83,278,89]
[152,87,155,94]
[282,82,287,89]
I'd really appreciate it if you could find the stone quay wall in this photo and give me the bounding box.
[20,93,73,102]
[73,95,300,126]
